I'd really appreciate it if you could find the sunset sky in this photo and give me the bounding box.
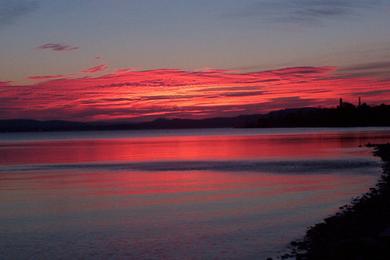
[1,0,390,121]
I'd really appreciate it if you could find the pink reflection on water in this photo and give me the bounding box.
[1,130,389,165]
[0,169,379,219]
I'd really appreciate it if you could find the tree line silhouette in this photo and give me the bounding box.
[1,100,390,132]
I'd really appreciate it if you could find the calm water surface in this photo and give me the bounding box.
[1,128,390,259]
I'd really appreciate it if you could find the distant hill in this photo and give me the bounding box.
[0,114,262,132]
[1,103,390,132]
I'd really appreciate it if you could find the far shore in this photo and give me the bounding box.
[2,104,390,133]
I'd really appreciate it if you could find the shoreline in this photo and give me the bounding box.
[2,125,390,134]
[282,143,390,260]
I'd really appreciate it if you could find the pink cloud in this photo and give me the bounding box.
[82,64,108,73]
[0,81,11,87]
[0,66,389,121]
[37,43,79,52]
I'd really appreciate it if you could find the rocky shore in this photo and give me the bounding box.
[282,143,390,260]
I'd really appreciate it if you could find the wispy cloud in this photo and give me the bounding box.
[82,64,108,73]
[341,61,390,72]
[227,0,380,25]
[37,43,79,52]
[28,74,64,80]
[336,60,390,80]
[0,0,39,28]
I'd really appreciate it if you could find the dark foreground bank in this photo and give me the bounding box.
[282,143,390,260]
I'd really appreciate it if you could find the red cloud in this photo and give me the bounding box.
[37,43,79,52]
[82,64,108,73]
[0,81,11,87]
[1,66,389,121]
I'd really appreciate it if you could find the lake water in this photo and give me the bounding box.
[1,128,390,259]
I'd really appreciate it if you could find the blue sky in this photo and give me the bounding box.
[1,0,389,82]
